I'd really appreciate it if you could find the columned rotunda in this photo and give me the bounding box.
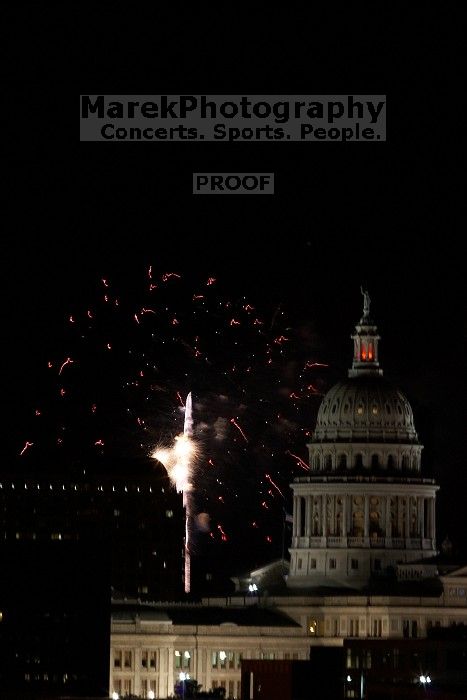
[287,291,439,588]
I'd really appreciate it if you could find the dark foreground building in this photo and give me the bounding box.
[0,468,184,697]
[343,628,467,699]
[241,653,342,700]
[0,539,110,698]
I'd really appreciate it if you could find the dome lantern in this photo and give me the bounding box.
[349,287,382,378]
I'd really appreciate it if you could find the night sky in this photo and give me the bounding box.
[4,9,465,574]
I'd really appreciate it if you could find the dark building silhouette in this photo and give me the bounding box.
[0,468,185,697]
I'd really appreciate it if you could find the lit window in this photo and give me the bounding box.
[166,510,173,518]
[308,619,318,635]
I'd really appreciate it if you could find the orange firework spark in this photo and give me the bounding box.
[58,357,74,375]
[162,272,181,282]
[265,473,285,499]
[285,450,310,471]
[230,418,248,442]
[217,524,228,541]
[20,441,33,456]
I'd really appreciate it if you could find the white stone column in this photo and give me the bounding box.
[160,648,169,699]
[385,496,391,538]
[418,497,424,538]
[397,496,403,537]
[134,648,141,697]
[321,495,327,536]
[405,496,411,538]
[296,496,302,537]
[347,495,352,535]
[305,496,312,537]
[430,498,436,539]
[342,495,347,537]
[292,496,300,537]
[364,495,369,538]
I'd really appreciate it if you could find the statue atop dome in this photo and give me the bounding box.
[360,286,371,318]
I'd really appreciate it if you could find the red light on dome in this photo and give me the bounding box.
[368,351,373,360]
[361,349,367,360]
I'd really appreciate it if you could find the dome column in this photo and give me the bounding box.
[321,495,327,537]
[364,495,369,541]
[405,496,411,539]
[417,497,424,538]
[385,496,391,540]
[305,496,312,538]
[292,496,298,537]
[427,497,436,541]
[342,494,348,537]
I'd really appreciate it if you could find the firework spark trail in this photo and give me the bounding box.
[285,450,310,471]
[230,418,248,442]
[23,267,328,563]
[20,441,33,456]
[265,473,285,499]
[58,357,74,375]
[151,392,196,594]
[183,392,193,593]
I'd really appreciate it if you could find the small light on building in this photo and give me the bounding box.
[219,651,227,661]
[112,693,119,700]
[175,650,181,657]
[248,583,258,592]
[184,651,191,659]
[148,692,155,700]
[346,675,352,682]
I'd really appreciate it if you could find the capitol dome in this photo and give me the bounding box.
[313,375,418,443]
[288,289,437,591]
[307,290,422,473]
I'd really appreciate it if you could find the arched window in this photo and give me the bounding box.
[371,454,379,469]
[338,454,347,469]
[314,455,321,470]
[387,455,395,469]
[355,454,363,469]
[402,455,409,470]
[325,454,332,470]
[411,456,418,470]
